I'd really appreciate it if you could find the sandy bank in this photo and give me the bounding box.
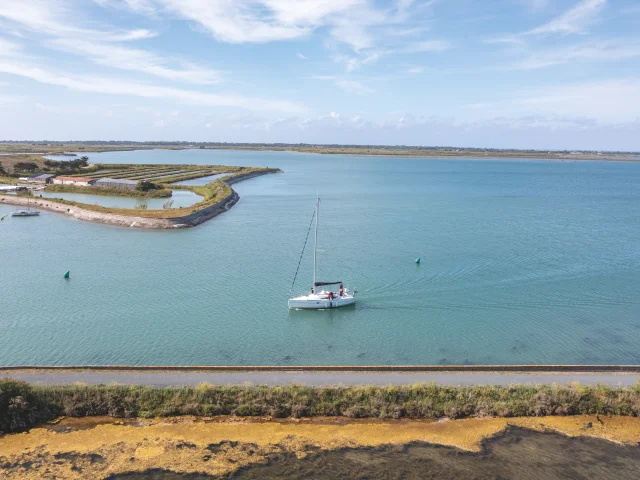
[0,170,276,229]
[1,415,638,479]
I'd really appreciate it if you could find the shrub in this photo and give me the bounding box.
[0,379,58,433]
[136,180,160,192]
[2,381,640,433]
[14,162,38,173]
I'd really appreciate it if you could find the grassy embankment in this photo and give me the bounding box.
[2,378,640,434]
[44,184,172,198]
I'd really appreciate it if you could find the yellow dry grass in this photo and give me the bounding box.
[1,415,639,479]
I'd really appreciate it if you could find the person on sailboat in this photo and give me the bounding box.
[328,291,334,300]
[339,284,344,296]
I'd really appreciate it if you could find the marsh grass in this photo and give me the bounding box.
[45,184,172,198]
[2,379,640,433]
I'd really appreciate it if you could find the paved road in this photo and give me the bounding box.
[2,371,638,387]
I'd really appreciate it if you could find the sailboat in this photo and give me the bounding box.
[288,196,356,309]
[11,190,40,217]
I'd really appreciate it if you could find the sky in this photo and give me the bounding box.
[0,0,639,150]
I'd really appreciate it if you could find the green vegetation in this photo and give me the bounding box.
[44,157,89,170]
[13,162,39,173]
[45,184,172,198]
[135,180,161,192]
[2,378,640,433]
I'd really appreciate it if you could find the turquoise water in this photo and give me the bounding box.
[36,189,201,209]
[1,150,640,366]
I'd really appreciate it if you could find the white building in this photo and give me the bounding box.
[52,176,95,187]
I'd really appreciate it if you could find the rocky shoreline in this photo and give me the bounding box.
[0,170,276,229]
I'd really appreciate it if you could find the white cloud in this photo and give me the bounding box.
[0,93,21,104]
[0,37,22,57]
[297,52,308,60]
[334,51,382,71]
[51,38,223,84]
[518,0,549,11]
[0,1,224,86]
[333,39,449,71]
[513,78,640,123]
[487,0,608,45]
[334,79,374,95]
[526,0,607,35]
[385,26,430,37]
[94,0,157,16]
[149,0,369,44]
[465,103,492,109]
[0,0,156,41]
[101,0,445,69]
[511,39,640,69]
[483,35,526,45]
[0,59,307,113]
[400,40,451,53]
[310,75,373,95]
[407,66,423,73]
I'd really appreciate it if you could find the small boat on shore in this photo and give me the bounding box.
[11,210,40,217]
[11,193,40,217]
[288,196,356,310]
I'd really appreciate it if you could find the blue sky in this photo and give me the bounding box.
[0,0,639,150]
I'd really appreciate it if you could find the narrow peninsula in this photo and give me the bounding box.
[0,156,280,228]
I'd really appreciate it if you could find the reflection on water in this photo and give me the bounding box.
[36,189,202,209]
[108,427,640,480]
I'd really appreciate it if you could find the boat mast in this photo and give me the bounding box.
[313,195,319,292]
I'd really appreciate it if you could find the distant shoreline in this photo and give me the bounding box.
[53,148,640,162]
[1,143,638,162]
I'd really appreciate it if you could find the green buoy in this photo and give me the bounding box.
[415,257,421,264]
[64,271,70,279]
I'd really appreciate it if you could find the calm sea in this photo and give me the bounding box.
[1,150,639,366]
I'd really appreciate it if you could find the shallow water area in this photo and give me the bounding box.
[1,149,640,366]
[35,189,202,209]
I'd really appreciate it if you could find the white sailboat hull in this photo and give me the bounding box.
[288,196,358,310]
[288,292,356,310]
[11,210,40,217]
